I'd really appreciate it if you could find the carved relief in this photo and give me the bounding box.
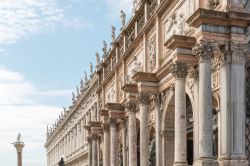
[126,52,144,84]
[163,0,194,42]
[148,35,156,71]
[106,81,116,103]
[118,75,124,100]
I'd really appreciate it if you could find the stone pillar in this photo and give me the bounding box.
[125,102,137,166]
[103,123,110,166]
[138,93,150,166]
[218,42,248,166]
[170,61,188,166]
[87,135,92,166]
[109,117,118,166]
[92,134,98,166]
[188,65,199,163]
[153,94,162,166]
[192,42,218,166]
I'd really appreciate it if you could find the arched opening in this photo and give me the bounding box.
[149,127,156,166]
[163,96,175,166]
[162,91,194,166]
[186,94,193,165]
[136,119,140,166]
[118,143,123,166]
[212,94,219,158]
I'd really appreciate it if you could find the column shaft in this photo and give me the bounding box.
[110,118,118,166]
[154,95,162,166]
[87,136,92,166]
[103,125,110,166]
[92,135,98,166]
[175,78,187,165]
[138,93,149,166]
[170,61,188,166]
[127,106,137,166]
[192,42,217,166]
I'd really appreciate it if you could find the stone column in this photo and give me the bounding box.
[109,117,118,166]
[92,134,98,166]
[153,94,162,166]
[138,93,150,166]
[103,123,110,166]
[192,42,217,165]
[125,102,137,166]
[87,135,92,166]
[170,61,188,166]
[188,65,199,163]
[218,42,248,166]
[13,143,24,166]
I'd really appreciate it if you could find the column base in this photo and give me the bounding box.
[173,162,188,166]
[218,159,248,166]
[193,159,218,166]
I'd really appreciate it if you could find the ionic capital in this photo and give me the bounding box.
[188,65,199,80]
[170,61,188,78]
[192,42,214,61]
[137,92,150,105]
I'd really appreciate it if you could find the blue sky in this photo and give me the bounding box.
[0,0,132,165]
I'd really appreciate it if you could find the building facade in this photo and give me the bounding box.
[45,0,250,166]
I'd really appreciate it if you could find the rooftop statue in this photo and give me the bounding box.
[120,10,126,28]
[96,51,100,66]
[84,71,88,84]
[90,62,93,75]
[111,26,116,42]
[102,40,107,56]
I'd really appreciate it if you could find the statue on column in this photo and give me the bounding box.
[72,92,76,104]
[120,10,126,28]
[17,133,22,143]
[118,150,123,166]
[76,86,80,98]
[80,79,84,91]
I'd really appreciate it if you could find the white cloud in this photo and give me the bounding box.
[0,0,91,44]
[0,67,71,105]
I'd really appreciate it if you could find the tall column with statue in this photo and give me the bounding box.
[12,133,25,166]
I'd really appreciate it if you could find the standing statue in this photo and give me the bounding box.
[80,79,84,91]
[84,71,88,84]
[58,158,65,166]
[76,86,80,97]
[96,51,100,66]
[120,10,126,28]
[17,133,21,143]
[102,40,107,56]
[118,151,123,166]
[111,26,116,42]
[90,62,93,75]
[72,92,76,104]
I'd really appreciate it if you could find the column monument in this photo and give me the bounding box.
[12,133,25,166]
